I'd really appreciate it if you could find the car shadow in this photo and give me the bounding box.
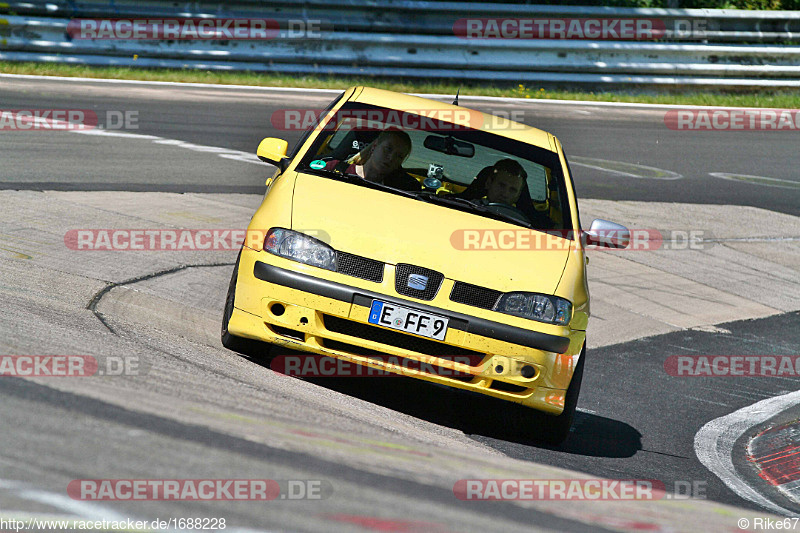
[248,350,641,458]
[467,407,643,458]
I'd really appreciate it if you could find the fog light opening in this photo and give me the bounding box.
[521,365,536,379]
[270,303,285,316]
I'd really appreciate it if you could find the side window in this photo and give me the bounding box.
[562,155,579,231]
[288,91,345,159]
[323,119,377,161]
[523,163,548,202]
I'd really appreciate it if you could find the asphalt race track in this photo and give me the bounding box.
[1,75,799,532]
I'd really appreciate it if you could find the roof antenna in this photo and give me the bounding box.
[452,88,460,106]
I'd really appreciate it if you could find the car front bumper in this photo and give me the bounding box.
[228,246,586,415]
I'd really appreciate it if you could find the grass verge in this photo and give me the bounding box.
[2,61,799,108]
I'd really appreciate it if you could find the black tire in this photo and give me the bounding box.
[221,249,273,358]
[539,344,585,445]
[498,344,585,445]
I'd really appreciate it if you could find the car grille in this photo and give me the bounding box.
[323,315,485,360]
[394,264,443,300]
[336,251,384,283]
[450,281,502,310]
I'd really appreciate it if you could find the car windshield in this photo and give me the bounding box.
[298,102,572,232]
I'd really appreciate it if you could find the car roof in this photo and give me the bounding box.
[349,86,557,152]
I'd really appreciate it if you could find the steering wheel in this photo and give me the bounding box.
[485,202,532,225]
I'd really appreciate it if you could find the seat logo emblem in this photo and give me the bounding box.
[408,274,429,291]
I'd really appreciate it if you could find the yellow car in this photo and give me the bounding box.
[221,87,629,444]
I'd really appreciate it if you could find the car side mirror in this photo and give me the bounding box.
[256,137,290,172]
[585,219,630,249]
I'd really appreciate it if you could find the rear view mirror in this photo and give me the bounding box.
[256,137,290,171]
[585,219,630,249]
[423,135,475,157]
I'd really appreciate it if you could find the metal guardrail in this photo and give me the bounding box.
[5,1,800,41]
[2,1,800,88]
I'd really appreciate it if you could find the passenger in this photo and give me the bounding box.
[326,129,420,191]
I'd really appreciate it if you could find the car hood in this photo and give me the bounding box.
[291,173,571,294]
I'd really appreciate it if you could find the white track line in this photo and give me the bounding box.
[0,73,343,94]
[694,389,800,516]
[570,156,683,180]
[709,172,800,190]
[1,110,266,166]
[73,127,264,165]
[0,72,782,111]
[3,479,273,532]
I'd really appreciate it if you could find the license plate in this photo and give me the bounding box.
[368,300,449,341]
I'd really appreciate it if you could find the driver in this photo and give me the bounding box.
[480,159,526,206]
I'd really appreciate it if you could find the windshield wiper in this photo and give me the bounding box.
[411,192,532,228]
[301,166,417,198]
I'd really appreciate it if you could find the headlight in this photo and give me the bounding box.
[494,292,572,326]
[264,228,336,271]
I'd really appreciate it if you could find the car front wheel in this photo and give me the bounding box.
[541,344,585,445]
[499,343,585,446]
[221,249,273,359]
